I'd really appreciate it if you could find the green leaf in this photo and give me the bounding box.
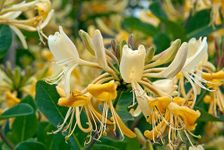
[35,80,67,126]
[94,137,126,149]
[92,144,119,150]
[196,107,224,122]
[0,103,34,120]
[161,20,186,40]
[37,122,72,150]
[149,1,167,21]
[116,91,134,122]
[35,81,82,149]
[185,9,211,33]
[11,96,38,143]
[15,140,45,150]
[153,32,171,53]
[0,25,12,59]
[124,137,141,150]
[16,49,35,68]
[123,17,158,36]
[186,24,224,39]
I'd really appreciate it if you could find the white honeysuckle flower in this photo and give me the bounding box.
[48,26,99,96]
[48,26,81,96]
[183,37,208,73]
[119,44,154,119]
[120,44,146,83]
[48,26,80,63]
[179,37,210,107]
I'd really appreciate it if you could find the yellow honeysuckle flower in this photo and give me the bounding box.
[87,80,136,139]
[53,88,113,142]
[202,71,224,116]
[5,91,20,107]
[202,70,224,81]
[145,96,200,145]
[168,102,201,131]
[58,90,89,107]
[87,80,117,102]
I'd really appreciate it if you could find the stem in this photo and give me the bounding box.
[0,126,14,150]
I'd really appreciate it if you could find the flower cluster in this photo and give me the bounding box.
[46,26,224,147]
[0,0,54,48]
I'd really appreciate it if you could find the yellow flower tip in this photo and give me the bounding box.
[116,31,129,41]
[57,90,89,107]
[36,0,51,17]
[202,70,224,81]
[168,102,200,131]
[5,91,20,107]
[173,97,186,105]
[176,72,183,79]
[87,80,117,101]
[148,96,172,113]
[41,49,53,61]
[56,86,66,97]
[204,95,212,103]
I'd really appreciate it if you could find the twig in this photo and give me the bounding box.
[0,126,14,150]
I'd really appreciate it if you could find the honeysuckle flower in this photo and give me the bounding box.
[202,70,224,116]
[144,96,201,145]
[0,0,54,48]
[48,26,101,96]
[87,81,136,139]
[5,91,20,107]
[119,41,187,120]
[53,87,110,142]
[120,44,146,83]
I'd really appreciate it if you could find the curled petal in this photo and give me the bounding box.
[87,80,117,101]
[168,102,200,131]
[160,42,188,78]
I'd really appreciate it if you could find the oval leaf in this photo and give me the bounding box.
[15,141,45,150]
[0,25,12,59]
[0,103,34,120]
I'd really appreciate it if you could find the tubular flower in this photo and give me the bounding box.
[119,41,187,120]
[87,81,136,139]
[0,0,54,48]
[47,26,105,96]
[53,87,110,142]
[202,70,224,116]
[144,97,201,146]
[47,25,212,148]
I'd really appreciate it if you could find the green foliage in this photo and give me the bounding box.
[0,25,12,59]
[35,80,67,126]
[116,91,134,123]
[0,103,33,120]
[11,96,38,143]
[16,49,35,68]
[123,17,158,36]
[35,80,82,149]
[15,140,46,150]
